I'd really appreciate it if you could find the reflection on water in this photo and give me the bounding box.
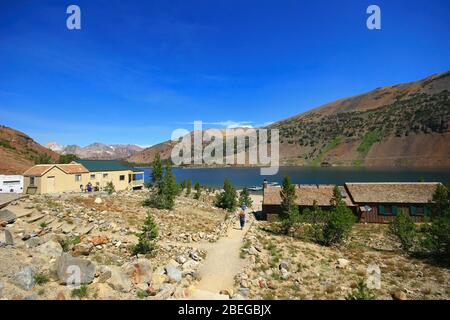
[137,166,450,188]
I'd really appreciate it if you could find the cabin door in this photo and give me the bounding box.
[47,176,55,193]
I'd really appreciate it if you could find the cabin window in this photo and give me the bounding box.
[411,206,424,216]
[30,177,35,186]
[90,174,95,180]
[119,175,125,181]
[75,174,81,182]
[103,173,108,178]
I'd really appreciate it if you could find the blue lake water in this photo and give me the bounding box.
[136,166,450,188]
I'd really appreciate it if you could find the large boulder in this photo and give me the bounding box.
[72,243,93,257]
[54,254,96,284]
[0,229,14,246]
[13,267,35,290]
[0,210,16,224]
[165,265,182,283]
[122,258,152,285]
[36,240,63,259]
[106,266,132,293]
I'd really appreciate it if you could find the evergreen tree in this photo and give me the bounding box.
[194,182,202,200]
[280,176,299,234]
[160,164,178,209]
[132,212,158,255]
[215,178,237,212]
[239,188,253,208]
[330,186,343,206]
[186,179,192,195]
[151,154,163,187]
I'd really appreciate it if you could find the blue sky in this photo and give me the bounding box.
[1,0,449,147]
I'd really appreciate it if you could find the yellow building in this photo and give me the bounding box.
[23,160,144,194]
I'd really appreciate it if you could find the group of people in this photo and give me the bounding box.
[79,182,93,193]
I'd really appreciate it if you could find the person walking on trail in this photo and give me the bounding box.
[238,204,247,230]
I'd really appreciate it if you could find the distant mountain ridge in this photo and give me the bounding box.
[129,71,450,167]
[45,141,143,160]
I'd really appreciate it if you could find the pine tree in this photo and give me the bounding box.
[239,188,253,208]
[215,178,237,212]
[132,212,158,255]
[280,176,299,234]
[151,154,163,187]
[186,179,192,195]
[160,164,178,209]
[194,182,201,200]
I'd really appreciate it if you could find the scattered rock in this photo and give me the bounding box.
[13,267,35,290]
[107,267,132,293]
[72,242,93,257]
[88,235,109,246]
[165,265,182,283]
[122,258,152,284]
[36,240,63,259]
[0,229,14,246]
[26,236,41,248]
[237,287,250,297]
[176,255,187,264]
[336,258,350,269]
[56,292,66,300]
[154,283,176,299]
[0,282,4,297]
[0,209,16,224]
[54,254,96,284]
[94,197,103,204]
[279,260,290,271]
[392,290,408,300]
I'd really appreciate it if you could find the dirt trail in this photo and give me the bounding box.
[189,193,262,300]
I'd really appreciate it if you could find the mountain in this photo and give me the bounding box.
[0,126,59,174]
[45,142,143,160]
[129,71,450,167]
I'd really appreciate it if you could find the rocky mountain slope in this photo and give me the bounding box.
[45,142,143,160]
[0,126,59,174]
[130,71,450,167]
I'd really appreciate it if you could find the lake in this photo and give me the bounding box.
[137,166,450,188]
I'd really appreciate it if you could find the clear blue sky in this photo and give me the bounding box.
[1,0,449,147]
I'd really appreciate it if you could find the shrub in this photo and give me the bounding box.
[104,181,115,195]
[186,180,192,195]
[194,182,201,200]
[389,211,417,251]
[34,272,49,285]
[345,280,376,300]
[321,201,355,246]
[239,188,253,208]
[71,284,89,299]
[143,164,178,210]
[215,178,237,212]
[132,212,158,255]
[151,153,163,187]
[59,154,79,164]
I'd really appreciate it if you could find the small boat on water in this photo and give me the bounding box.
[248,185,263,191]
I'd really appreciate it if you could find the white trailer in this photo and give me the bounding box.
[0,175,24,193]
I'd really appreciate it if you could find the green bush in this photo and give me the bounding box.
[389,211,417,251]
[194,182,202,200]
[104,181,115,195]
[345,280,376,300]
[321,201,356,246]
[215,178,237,212]
[239,188,253,208]
[144,164,178,210]
[132,212,158,255]
[71,284,89,299]
[34,272,49,285]
[59,154,79,164]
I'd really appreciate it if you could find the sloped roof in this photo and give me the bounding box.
[345,182,441,204]
[75,160,133,172]
[23,165,54,176]
[23,164,88,176]
[263,185,354,207]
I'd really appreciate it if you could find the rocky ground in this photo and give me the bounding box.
[0,189,233,300]
[237,221,450,300]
